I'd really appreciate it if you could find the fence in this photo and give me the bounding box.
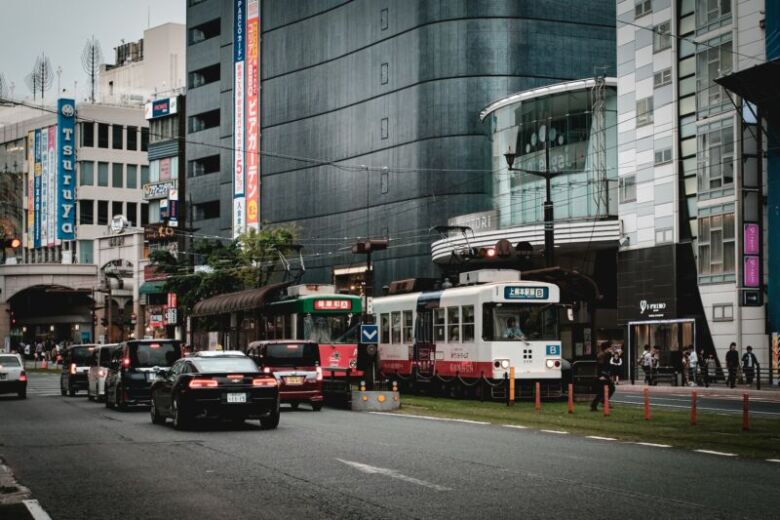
[631,363,779,390]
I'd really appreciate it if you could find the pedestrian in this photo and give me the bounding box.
[609,348,623,385]
[591,344,615,411]
[688,346,698,386]
[651,346,660,385]
[741,345,758,385]
[639,345,652,385]
[681,351,690,386]
[725,342,739,388]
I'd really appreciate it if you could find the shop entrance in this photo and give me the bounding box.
[628,319,695,381]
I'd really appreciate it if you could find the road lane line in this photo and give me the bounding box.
[336,459,451,491]
[767,459,780,463]
[587,436,616,441]
[369,412,489,425]
[502,424,528,429]
[694,450,737,457]
[634,442,671,448]
[23,500,53,520]
[540,429,569,435]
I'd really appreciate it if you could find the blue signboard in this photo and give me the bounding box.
[57,99,76,241]
[33,129,41,248]
[360,324,379,344]
[504,286,549,300]
[546,344,561,356]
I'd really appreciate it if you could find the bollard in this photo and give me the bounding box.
[742,393,750,431]
[603,385,610,416]
[643,388,651,421]
[535,382,541,412]
[508,367,515,406]
[504,372,509,407]
[41,357,48,369]
[567,383,574,414]
[691,391,697,426]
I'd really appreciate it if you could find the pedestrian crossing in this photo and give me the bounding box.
[24,373,63,398]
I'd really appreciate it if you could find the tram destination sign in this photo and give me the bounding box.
[504,286,549,300]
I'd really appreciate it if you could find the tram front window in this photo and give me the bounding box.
[302,314,353,343]
[483,303,558,341]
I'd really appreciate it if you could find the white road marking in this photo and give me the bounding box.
[767,459,780,463]
[336,459,451,491]
[23,499,53,520]
[587,436,616,441]
[634,442,672,448]
[502,424,529,429]
[540,429,569,435]
[694,449,737,457]
[369,412,489,425]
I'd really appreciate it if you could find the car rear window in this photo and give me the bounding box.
[0,356,21,367]
[69,347,94,365]
[264,343,319,367]
[193,357,259,374]
[129,342,180,368]
[99,347,114,366]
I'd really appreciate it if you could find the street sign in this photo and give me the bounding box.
[360,324,379,344]
[166,307,178,325]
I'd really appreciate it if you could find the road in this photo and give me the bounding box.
[613,387,780,417]
[1,373,778,520]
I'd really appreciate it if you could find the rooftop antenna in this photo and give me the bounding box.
[81,36,104,103]
[24,53,53,103]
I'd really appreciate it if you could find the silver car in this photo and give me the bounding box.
[0,352,27,399]
[87,344,119,401]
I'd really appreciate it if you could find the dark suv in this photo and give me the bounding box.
[105,340,181,410]
[60,344,96,396]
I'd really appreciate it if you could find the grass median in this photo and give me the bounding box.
[396,395,780,460]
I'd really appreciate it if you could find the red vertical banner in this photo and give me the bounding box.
[245,0,260,231]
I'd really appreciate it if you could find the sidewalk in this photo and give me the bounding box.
[616,382,780,402]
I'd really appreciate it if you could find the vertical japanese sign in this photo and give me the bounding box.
[57,99,76,241]
[233,0,246,237]
[48,126,58,246]
[40,128,48,248]
[245,0,260,231]
[33,129,41,248]
[26,132,34,248]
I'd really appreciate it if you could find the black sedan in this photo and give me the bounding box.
[150,352,280,430]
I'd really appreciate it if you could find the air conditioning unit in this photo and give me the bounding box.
[459,269,521,285]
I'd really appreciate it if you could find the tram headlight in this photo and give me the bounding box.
[545,359,561,369]
[494,359,510,369]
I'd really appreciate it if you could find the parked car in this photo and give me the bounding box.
[150,351,280,430]
[0,352,27,399]
[87,344,119,401]
[60,344,96,397]
[247,340,323,411]
[105,339,181,410]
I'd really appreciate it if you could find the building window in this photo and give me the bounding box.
[634,0,652,18]
[149,200,160,224]
[112,201,123,219]
[188,109,220,133]
[380,8,389,30]
[380,63,388,85]
[381,117,388,139]
[127,202,137,226]
[98,123,109,148]
[402,310,413,343]
[653,22,672,52]
[654,148,673,165]
[126,164,137,189]
[380,313,389,343]
[433,308,445,341]
[189,63,220,89]
[97,200,109,226]
[141,165,150,185]
[391,311,401,343]
[698,213,735,275]
[696,36,733,115]
[381,169,389,194]
[697,119,734,191]
[655,228,674,243]
[696,0,731,33]
[79,199,94,225]
[127,126,138,150]
[80,122,94,147]
[619,176,637,203]
[112,163,123,188]
[150,117,179,144]
[141,127,149,151]
[97,162,109,186]
[462,305,474,342]
[636,97,653,127]
[653,68,672,88]
[188,18,220,45]
[112,125,123,149]
[189,155,220,177]
[194,200,220,220]
[713,303,733,322]
[78,240,93,264]
[141,203,149,226]
[79,161,94,185]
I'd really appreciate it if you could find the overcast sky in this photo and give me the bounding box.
[0,0,185,104]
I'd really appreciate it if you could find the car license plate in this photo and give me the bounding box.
[227,393,246,403]
[285,376,304,386]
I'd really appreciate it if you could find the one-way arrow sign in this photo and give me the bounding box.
[360,324,379,344]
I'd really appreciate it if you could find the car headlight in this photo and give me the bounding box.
[494,359,510,369]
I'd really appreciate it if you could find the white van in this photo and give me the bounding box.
[87,344,119,401]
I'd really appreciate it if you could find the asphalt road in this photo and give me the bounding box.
[1,373,778,520]
[613,388,780,417]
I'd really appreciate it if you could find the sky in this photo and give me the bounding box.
[0,0,185,104]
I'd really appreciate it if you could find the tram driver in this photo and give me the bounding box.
[503,317,526,340]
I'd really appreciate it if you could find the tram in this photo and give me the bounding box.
[373,269,562,396]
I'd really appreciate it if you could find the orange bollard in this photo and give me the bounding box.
[41,357,48,369]
[643,388,651,421]
[535,382,541,412]
[742,393,750,431]
[567,383,574,414]
[603,385,610,416]
[691,391,697,426]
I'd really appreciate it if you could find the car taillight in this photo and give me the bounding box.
[69,363,76,375]
[262,366,271,374]
[122,357,131,369]
[316,367,323,382]
[189,378,218,389]
[19,372,27,382]
[252,377,277,387]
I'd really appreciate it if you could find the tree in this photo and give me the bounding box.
[237,226,298,288]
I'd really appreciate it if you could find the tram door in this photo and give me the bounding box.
[414,292,442,377]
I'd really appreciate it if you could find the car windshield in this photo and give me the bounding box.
[263,343,319,367]
[193,357,259,374]
[0,356,21,367]
[129,342,180,368]
[69,347,94,365]
[483,303,559,341]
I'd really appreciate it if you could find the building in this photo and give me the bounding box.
[615,0,770,370]
[185,0,617,290]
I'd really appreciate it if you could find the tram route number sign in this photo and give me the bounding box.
[504,286,549,300]
[360,324,379,344]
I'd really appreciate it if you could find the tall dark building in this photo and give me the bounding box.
[186,0,616,288]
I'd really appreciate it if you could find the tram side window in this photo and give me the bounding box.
[402,310,413,343]
[447,307,460,342]
[462,305,475,342]
[380,313,390,343]
[391,312,401,343]
[433,308,445,341]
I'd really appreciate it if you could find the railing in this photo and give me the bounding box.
[631,362,779,390]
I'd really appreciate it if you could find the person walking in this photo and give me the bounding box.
[741,345,758,385]
[725,343,739,388]
[681,351,690,386]
[688,347,699,386]
[650,346,661,385]
[591,345,615,411]
[639,345,652,385]
[609,348,623,385]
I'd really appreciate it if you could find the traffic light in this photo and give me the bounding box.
[356,343,377,371]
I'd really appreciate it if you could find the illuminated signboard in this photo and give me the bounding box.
[56,99,76,240]
[504,286,550,300]
[144,97,178,120]
[313,300,353,311]
[232,0,246,237]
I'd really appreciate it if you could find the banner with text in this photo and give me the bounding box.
[233,0,246,237]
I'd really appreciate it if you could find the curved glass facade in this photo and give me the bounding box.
[484,81,618,228]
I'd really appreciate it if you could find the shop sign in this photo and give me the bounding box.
[144,224,176,242]
[144,97,178,120]
[150,313,164,328]
[639,299,667,318]
[744,224,759,255]
[57,99,76,240]
[143,181,176,200]
[448,210,498,234]
[744,256,760,287]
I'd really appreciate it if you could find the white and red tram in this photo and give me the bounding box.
[373,270,562,393]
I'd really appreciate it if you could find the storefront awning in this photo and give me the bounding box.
[139,281,166,295]
[191,282,291,317]
[715,59,780,119]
